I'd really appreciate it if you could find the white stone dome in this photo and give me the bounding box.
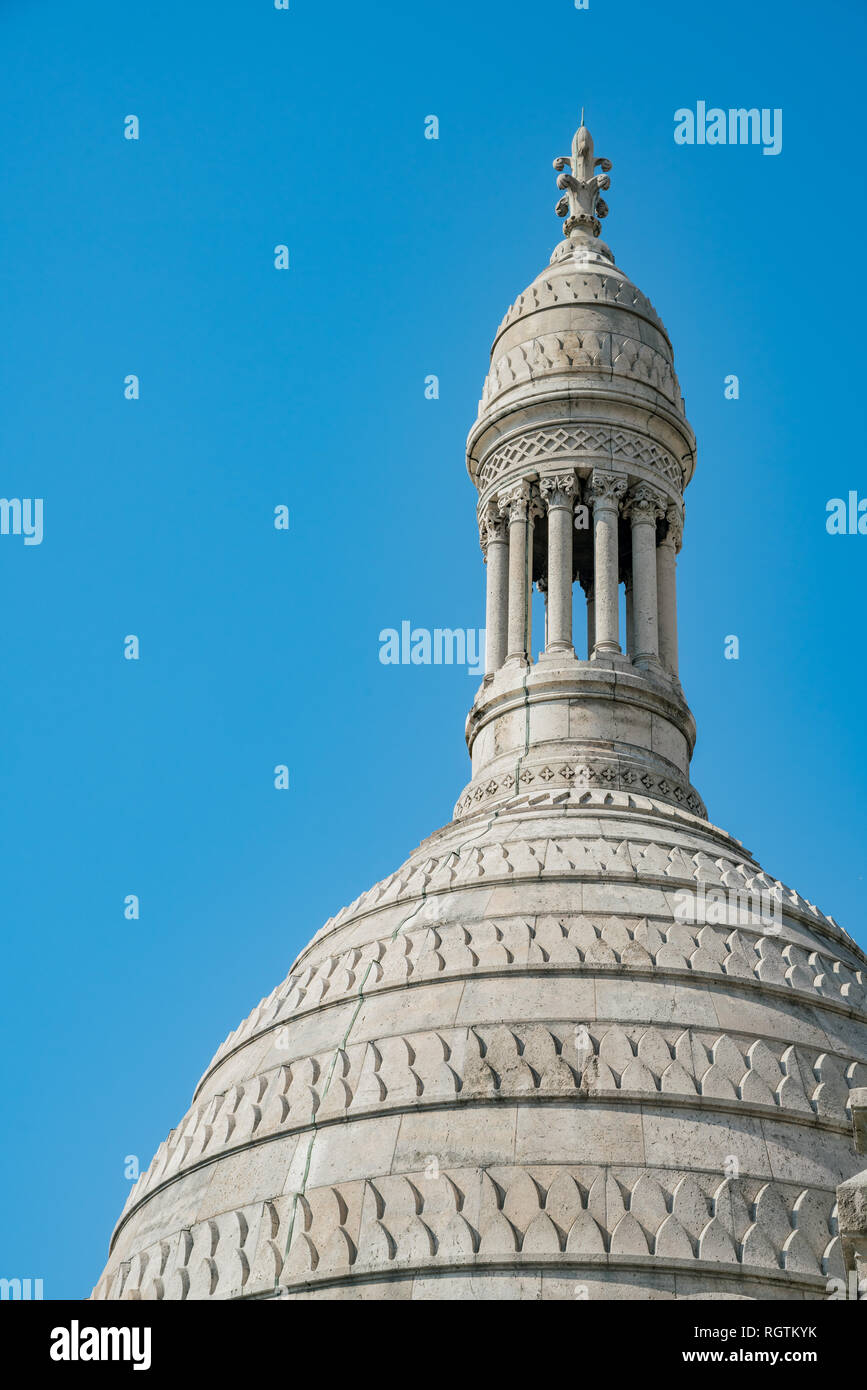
[479,241,684,427]
[92,790,867,1301]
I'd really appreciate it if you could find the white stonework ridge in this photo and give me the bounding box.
[93,120,867,1302]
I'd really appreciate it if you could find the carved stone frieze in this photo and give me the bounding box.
[95,1162,846,1301]
[476,424,684,496]
[455,757,704,819]
[480,332,683,415]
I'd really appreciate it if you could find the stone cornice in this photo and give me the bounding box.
[267,1256,833,1301]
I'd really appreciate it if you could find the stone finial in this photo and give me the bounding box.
[553,119,612,239]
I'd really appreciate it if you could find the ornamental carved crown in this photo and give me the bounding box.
[553,118,612,239]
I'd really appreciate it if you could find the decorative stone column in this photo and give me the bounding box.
[623,483,666,669]
[579,574,595,660]
[623,566,635,659]
[657,504,683,678]
[499,481,532,664]
[481,506,509,675]
[526,489,544,661]
[540,473,576,656]
[589,472,627,656]
[537,576,548,651]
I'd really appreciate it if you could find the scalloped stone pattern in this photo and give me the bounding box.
[92,792,867,1300]
[480,330,683,415]
[490,271,668,350]
[475,265,686,425]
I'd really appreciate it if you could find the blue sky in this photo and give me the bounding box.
[0,0,864,1298]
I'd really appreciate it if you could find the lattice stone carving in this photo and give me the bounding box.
[477,424,683,495]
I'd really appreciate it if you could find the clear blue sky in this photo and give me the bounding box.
[0,0,864,1299]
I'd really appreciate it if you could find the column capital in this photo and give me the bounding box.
[540,472,577,509]
[662,503,684,552]
[588,470,628,511]
[479,504,508,557]
[622,481,667,525]
[498,479,532,522]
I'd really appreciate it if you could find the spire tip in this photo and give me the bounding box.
[551,119,612,239]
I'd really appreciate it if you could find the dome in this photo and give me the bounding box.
[92,789,867,1300]
[478,243,684,430]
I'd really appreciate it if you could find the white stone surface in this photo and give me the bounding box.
[91,122,866,1301]
[91,787,867,1302]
